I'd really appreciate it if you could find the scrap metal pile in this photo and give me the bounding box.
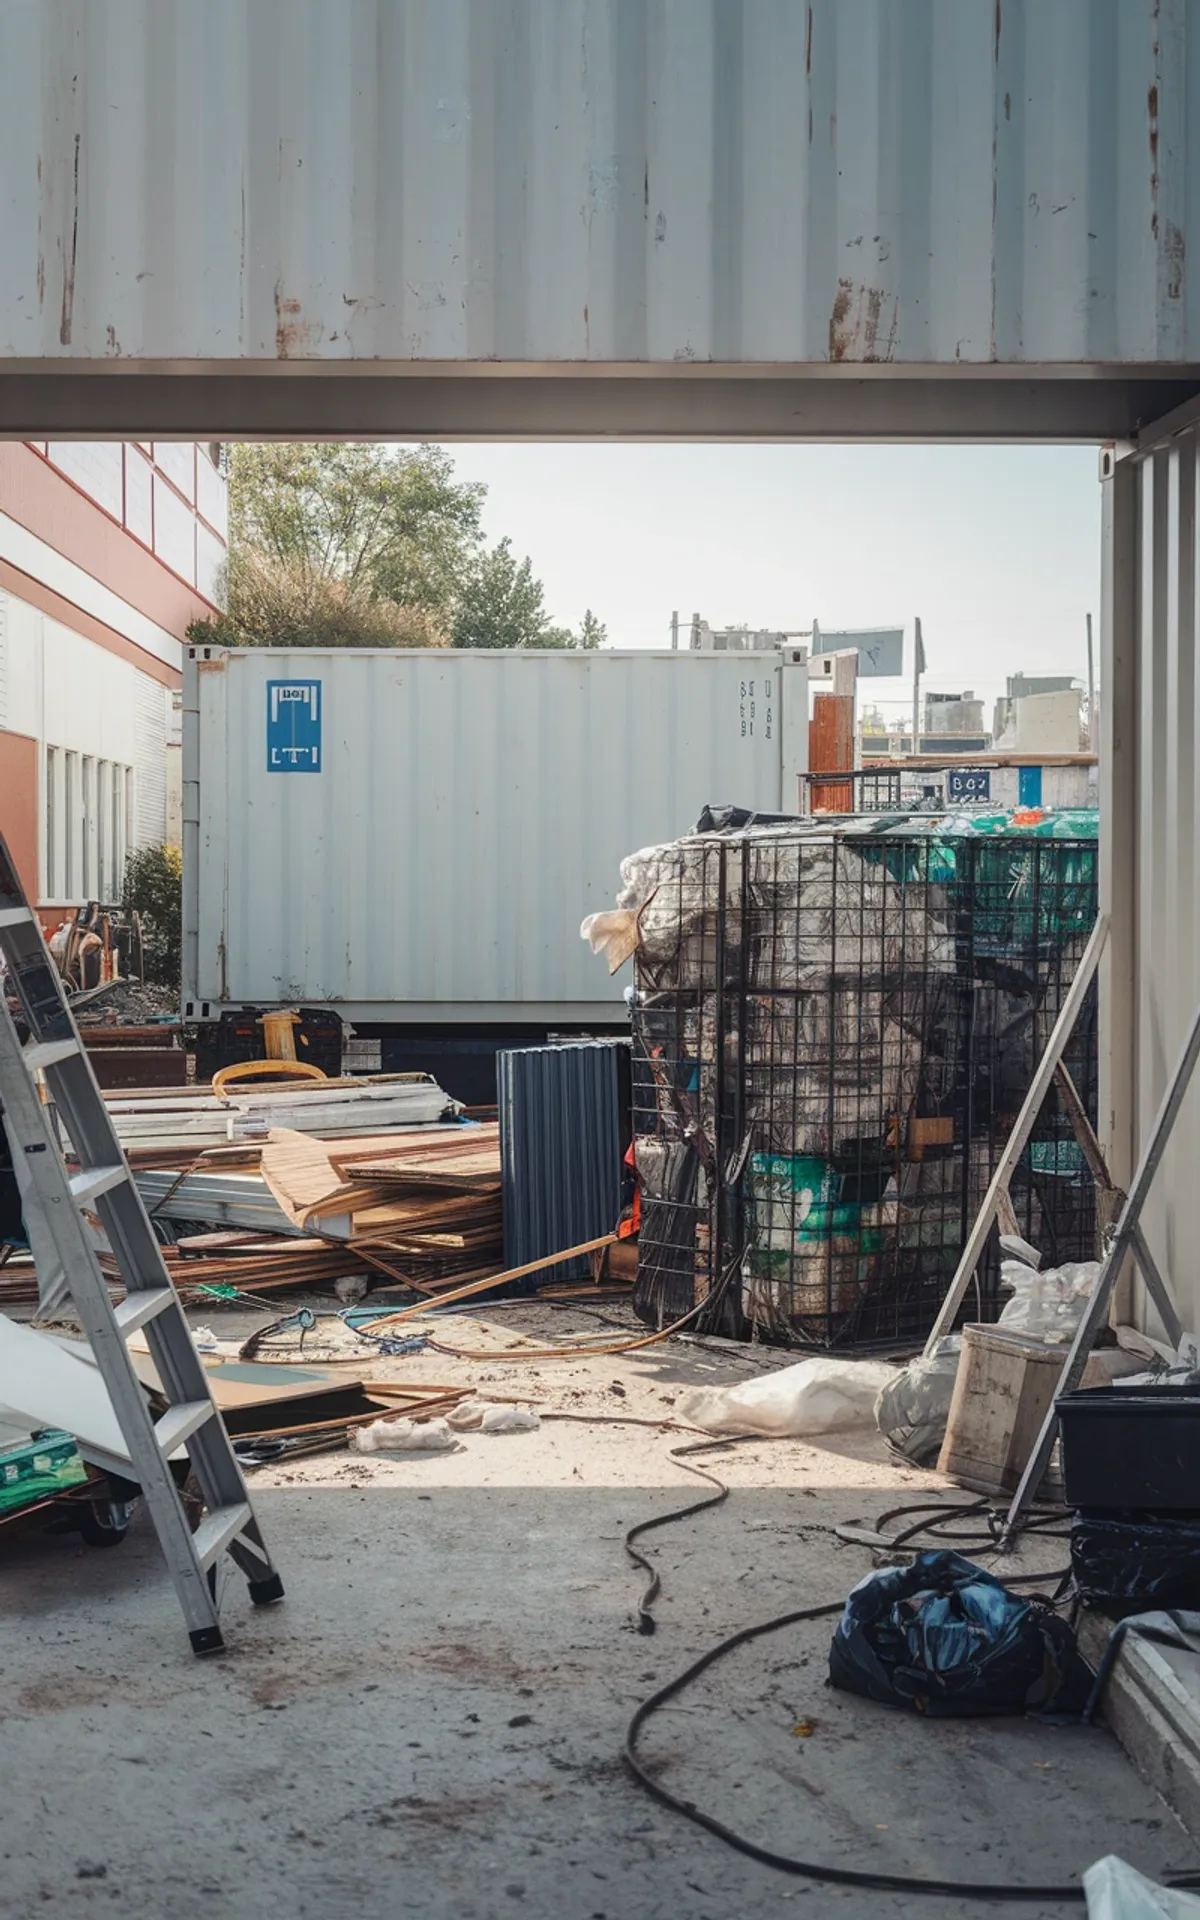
[590,808,1099,1350]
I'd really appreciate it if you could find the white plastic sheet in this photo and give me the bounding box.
[998,1258,1101,1342]
[1084,1855,1200,1918]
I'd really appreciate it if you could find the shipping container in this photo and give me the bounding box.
[183,645,808,1027]
[2,2,1199,440]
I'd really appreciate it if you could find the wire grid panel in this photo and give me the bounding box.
[628,825,1098,1349]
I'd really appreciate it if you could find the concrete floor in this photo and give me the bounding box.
[2,1310,1196,1918]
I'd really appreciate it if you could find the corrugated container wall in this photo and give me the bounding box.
[183,647,806,1022]
[1103,414,1200,1343]
[1,0,1197,367]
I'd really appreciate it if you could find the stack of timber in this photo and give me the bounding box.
[258,1126,503,1292]
[9,1081,504,1308]
[99,1233,374,1301]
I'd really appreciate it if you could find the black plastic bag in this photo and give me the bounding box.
[829,1550,1091,1718]
[1072,1510,1200,1618]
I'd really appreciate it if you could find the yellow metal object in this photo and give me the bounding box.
[211,1059,327,1097]
[259,1009,302,1061]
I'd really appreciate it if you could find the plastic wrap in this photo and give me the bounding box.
[1084,1855,1200,1917]
[998,1258,1100,1341]
[874,1336,963,1465]
[828,1550,1092,1718]
[1072,1512,1200,1616]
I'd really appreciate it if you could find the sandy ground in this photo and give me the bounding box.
[225,1295,939,1496]
[3,1293,1196,1919]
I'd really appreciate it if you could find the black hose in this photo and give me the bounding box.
[620,1479,1200,1901]
[622,1437,754,1635]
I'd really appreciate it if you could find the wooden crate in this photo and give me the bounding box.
[938,1324,1067,1497]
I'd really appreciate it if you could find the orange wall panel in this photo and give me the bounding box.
[0,729,39,902]
[808,693,855,813]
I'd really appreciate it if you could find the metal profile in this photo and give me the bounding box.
[498,1041,627,1285]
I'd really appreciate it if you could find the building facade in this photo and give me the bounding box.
[0,442,225,918]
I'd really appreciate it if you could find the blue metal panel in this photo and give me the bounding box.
[1019,766,1044,808]
[498,1041,626,1284]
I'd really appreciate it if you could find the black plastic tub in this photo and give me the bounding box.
[1059,1383,1200,1511]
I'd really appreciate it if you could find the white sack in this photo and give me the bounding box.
[677,1357,899,1439]
[351,1417,457,1454]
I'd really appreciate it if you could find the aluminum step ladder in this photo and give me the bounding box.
[0,837,283,1652]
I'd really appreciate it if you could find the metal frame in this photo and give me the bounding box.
[2,371,1199,444]
[999,993,1200,1546]
[922,915,1109,1355]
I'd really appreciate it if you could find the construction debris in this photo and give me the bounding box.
[351,1416,459,1454]
[102,1071,460,1157]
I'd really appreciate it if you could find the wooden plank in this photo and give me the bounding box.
[366,1234,618,1325]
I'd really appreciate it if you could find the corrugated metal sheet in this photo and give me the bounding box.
[183,645,806,1019]
[1105,413,1200,1337]
[1,0,1197,368]
[498,1041,626,1282]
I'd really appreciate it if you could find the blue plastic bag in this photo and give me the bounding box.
[829,1550,1091,1718]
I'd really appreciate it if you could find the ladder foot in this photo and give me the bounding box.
[249,1572,285,1607]
[189,1625,226,1656]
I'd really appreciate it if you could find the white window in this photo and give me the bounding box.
[63,750,78,898]
[43,749,134,902]
[98,760,112,899]
[44,745,59,897]
[81,757,96,899]
[112,765,126,900]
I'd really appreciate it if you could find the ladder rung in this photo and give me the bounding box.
[24,1037,81,1072]
[69,1164,129,1208]
[113,1288,176,1336]
[192,1502,254,1571]
[154,1401,216,1456]
[0,905,34,928]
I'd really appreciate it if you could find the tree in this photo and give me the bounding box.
[577,608,607,650]
[451,538,552,649]
[228,444,484,619]
[216,443,608,654]
[450,549,610,651]
[124,843,183,986]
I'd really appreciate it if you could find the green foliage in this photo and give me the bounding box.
[577,608,607,650]
[228,444,484,618]
[451,539,550,649]
[450,548,610,652]
[188,548,447,651]
[217,442,607,655]
[123,843,183,987]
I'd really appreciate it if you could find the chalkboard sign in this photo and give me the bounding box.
[948,767,990,802]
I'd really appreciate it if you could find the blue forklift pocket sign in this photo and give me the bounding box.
[267,680,322,772]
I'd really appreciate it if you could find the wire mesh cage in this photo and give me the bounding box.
[628,818,1098,1350]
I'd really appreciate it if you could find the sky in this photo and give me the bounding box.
[449,443,1101,723]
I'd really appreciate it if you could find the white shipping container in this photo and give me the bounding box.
[183,646,808,1024]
